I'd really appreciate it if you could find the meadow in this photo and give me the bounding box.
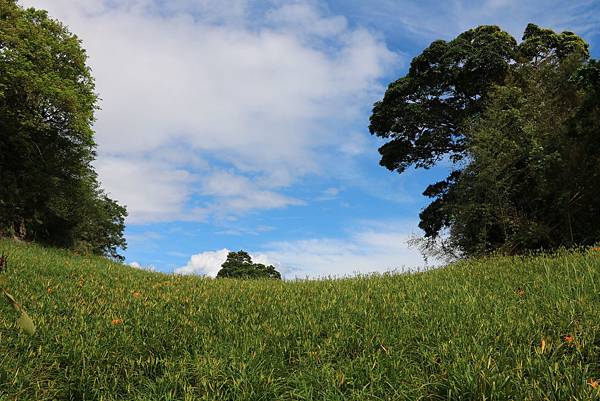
[1,238,600,400]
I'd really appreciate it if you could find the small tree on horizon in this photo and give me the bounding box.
[216,250,281,279]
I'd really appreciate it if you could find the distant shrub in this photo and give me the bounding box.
[216,250,281,279]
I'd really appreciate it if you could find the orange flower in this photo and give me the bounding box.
[132,291,141,298]
[563,335,574,343]
[540,338,546,352]
[47,287,53,294]
[111,319,123,325]
[592,247,600,252]
[588,378,599,389]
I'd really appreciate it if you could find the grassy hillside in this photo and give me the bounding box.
[1,239,600,400]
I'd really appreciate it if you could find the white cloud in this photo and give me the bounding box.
[20,0,398,223]
[266,3,348,38]
[260,221,437,278]
[338,131,371,157]
[161,0,249,24]
[175,248,277,277]
[316,187,341,201]
[215,224,275,236]
[129,261,157,271]
[201,171,304,215]
[95,156,205,224]
[126,231,163,242]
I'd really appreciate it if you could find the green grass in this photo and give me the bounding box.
[1,239,600,400]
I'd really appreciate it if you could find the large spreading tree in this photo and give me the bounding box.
[0,0,127,260]
[370,24,599,257]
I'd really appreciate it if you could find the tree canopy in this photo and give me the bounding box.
[370,23,598,257]
[217,251,282,280]
[0,0,127,260]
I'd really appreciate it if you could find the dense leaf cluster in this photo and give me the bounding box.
[217,250,282,280]
[0,0,126,260]
[370,23,598,257]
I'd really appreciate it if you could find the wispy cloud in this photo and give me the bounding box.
[316,187,341,201]
[340,0,600,46]
[174,220,432,279]
[201,171,304,216]
[260,220,433,278]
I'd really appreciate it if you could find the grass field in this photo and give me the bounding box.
[1,238,600,400]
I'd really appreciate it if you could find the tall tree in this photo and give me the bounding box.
[369,25,518,174]
[370,24,592,257]
[0,0,127,259]
[442,59,595,255]
[370,24,588,175]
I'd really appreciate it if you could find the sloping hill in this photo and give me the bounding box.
[1,239,600,400]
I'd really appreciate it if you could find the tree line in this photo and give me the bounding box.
[0,0,126,260]
[370,24,600,259]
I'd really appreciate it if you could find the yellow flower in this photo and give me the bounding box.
[540,338,546,352]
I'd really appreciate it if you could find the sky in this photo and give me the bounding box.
[20,0,600,278]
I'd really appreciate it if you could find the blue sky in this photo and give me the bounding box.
[22,0,600,278]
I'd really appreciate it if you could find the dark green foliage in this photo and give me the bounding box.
[519,23,589,63]
[369,25,518,173]
[0,1,126,259]
[216,250,282,279]
[442,58,600,255]
[370,23,597,257]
